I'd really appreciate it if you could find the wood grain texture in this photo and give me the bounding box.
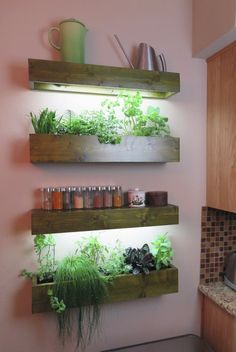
[28,58,180,98]
[31,205,179,235]
[32,266,178,313]
[30,134,180,163]
[207,42,236,212]
[202,295,236,352]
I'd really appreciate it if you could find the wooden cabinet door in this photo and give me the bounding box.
[202,295,236,352]
[207,42,236,212]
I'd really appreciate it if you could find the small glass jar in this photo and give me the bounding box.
[128,188,145,208]
[41,187,52,210]
[73,186,83,209]
[52,187,63,210]
[103,186,113,208]
[93,186,103,208]
[112,185,123,208]
[83,186,93,209]
[63,187,73,210]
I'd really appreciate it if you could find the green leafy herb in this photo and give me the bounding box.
[151,233,173,270]
[30,108,61,134]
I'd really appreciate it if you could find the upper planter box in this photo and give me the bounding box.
[28,59,180,99]
[30,134,180,163]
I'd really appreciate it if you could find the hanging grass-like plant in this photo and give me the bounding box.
[52,254,108,349]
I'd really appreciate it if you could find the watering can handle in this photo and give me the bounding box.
[114,34,134,69]
[48,27,61,51]
[159,53,167,72]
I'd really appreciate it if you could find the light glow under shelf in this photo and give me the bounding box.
[28,59,180,99]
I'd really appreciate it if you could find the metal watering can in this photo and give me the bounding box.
[114,34,167,72]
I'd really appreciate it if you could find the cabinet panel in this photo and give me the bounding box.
[207,42,236,212]
[202,295,236,352]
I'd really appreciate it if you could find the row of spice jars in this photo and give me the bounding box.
[41,185,123,210]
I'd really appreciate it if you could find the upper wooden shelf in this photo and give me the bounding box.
[31,205,179,235]
[28,59,180,99]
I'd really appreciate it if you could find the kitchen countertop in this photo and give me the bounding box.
[199,281,236,317]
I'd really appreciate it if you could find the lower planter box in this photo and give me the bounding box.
[29,134,180,163]
[32,265,178,314]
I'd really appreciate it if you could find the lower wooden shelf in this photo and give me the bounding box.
[32,265,178,313]
[31,205,179,235]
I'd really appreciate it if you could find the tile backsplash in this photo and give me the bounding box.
[201,207,236,283]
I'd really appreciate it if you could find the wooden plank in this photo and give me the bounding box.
[31,205,179,235]
[202,295,236,352]
[30,134,180,163]
[32,266,178,313]
[28,58,180,98]
[207,42,236,212]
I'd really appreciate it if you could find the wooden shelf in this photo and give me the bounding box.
[32,265,178,313]
[30,134,180,163]
[28,58,180,99]
[31,205,179,235]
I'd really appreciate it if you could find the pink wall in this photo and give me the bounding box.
[0,1,206,351]
[193,0,236,58]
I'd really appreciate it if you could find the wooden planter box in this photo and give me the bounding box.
[29,134,180,163]
[31,205,179,235]
[32,265,178,313]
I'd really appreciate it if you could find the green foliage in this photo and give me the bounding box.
[20,234,56,283]
[119,91,170,136]
[75,236,129,278]
[101,240,131,278]
[75,235,108,269]
[151,233,174,270]
[52,255,107,349]
[30,91,170,143]
[48,289,66,314]
[30,108,61,134]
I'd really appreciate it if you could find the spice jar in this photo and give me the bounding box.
[93,186,103,208]
[73,187,83,209]
[128,188,145,208]
[83,186,93,209]
[52,187,63,210]
[103,186,112,208]
[63,187,73,210]
[41,187,52,210]
[112,185,123,208]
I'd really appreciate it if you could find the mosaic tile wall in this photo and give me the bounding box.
[201,207,236,284]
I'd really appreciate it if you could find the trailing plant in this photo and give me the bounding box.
[124,244,155,275]
[51,254,108,349]
[20,234,56,283]
[30,108,61,134]
[151,233,174,270]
